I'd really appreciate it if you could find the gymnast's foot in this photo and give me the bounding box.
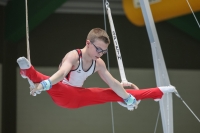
[154,85,180,101]
[17,57,41,96]
[159,85,179,96]
[17,57,31,69]
[17,57,31,78]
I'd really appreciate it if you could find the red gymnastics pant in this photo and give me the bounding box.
[20,66,163,109]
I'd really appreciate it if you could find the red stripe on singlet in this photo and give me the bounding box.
[66,49,81,80]
[76,49,82,57]
[66,71,71,81]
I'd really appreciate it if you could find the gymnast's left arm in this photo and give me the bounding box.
[96,58,129,99]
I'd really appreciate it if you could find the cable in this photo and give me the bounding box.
[176,94,200,122]
[154,110,160,133]
[103,1,115,133]
[186,0,200,28]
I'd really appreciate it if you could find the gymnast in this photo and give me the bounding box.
[17,28,177,109]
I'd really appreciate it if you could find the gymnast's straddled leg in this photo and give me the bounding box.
[17,56,176,109]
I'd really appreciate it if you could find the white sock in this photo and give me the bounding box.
[17,57,41,96]
[158,85,176,93]
[17,57,31,69]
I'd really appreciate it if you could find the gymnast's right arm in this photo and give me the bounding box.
[30,51,77,95]
[49,56,73,84]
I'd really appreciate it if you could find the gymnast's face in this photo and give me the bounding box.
[87,39,108,60]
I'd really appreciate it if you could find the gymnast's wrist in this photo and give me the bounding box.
[123,94,136,106]
[40,79,52,91]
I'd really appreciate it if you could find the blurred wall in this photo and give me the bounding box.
[0,5,4,63]
[17,67,200,133]
[16,13,200,69]
[0,7,4,129]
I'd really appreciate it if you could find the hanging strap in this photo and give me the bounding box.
[25,0,31,61]
[25,0,39,96]
[105,2,127,83]
[105,1,140,110]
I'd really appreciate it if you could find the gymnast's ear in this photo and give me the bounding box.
[86,40,90,46]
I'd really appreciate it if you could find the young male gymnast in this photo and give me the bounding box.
[17,28,177,109]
